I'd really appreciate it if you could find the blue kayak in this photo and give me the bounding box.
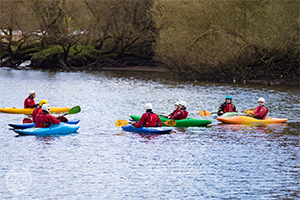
[8,119,80,129]
[122,124,173,134]
[13,123,80,136]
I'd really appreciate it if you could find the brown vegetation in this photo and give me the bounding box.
[0,0,299,84]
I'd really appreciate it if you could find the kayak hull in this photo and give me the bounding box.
[212,112,245,119]
[13,123,80,136]
[122,124,173,134]
[216,116,288,124]
[9,119,80,129]
[0,107,70,114]
[130,115,212,127]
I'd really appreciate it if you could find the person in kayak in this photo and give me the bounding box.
[253,97,268,119]
[34,104,61,128]
[133,103,162,128]
[24,90,38,108]
[169,101,188,120]
[217,95,237,116]
[32,99,48,122]
[167,102,180,118]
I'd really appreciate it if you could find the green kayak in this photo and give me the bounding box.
[130,115,212,127]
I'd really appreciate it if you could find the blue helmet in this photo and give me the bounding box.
[225,95,232,100]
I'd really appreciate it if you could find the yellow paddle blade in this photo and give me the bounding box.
[244,108,255,114]
[115,119,129,127]
[199,110,212,117]
[164,120,177,126]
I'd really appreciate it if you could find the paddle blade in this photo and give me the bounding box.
[68,106,81,114]
[164,120,177,126]
[199,110,212,117]
[244,108,255,114]
[115,119,129,127]
[23,118,33,124]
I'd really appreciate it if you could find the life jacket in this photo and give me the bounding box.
[224,103,234,112]
[24,97,36,108]
[35,112,48,128]
[143,112,160,127]
[183,109,188,119]
[254,106,268,119]
[32,107,42,122]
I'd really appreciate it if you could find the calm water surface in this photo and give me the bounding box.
[0,68,299,199]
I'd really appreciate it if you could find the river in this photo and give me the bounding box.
[0,68,299,199]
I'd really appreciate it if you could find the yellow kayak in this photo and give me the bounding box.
[0,107,70,114]
[216,115,288,124]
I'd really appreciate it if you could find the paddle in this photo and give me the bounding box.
[23,118,33,124]
[115,119,177,127]
[61,105,81,117]
[199,108,255,117]
[22,106,81,124]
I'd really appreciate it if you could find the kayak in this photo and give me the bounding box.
[212,112,245,119]
[122,124,173,134]
[130,115,212,127]
[0,107,70,114]
[13,123,80,136]
[8,119,80,129]
[216,115,288,124]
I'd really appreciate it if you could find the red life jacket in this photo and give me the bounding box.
[32,107,42,122]
[24,97,36,108]
[143,112,161,127]
[35,112,60,128]
[224,103,234,112]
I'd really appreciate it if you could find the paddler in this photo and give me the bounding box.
[167,102,180,118]
[169,101,188,120]
[217,95,237,116]
[32,99,48,122]
[252,97,268,119]
[24,90,38,108]
[34,104,61,128]
[132,103,162,128]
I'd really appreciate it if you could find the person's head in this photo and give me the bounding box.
[257,97,265,107]
[42,103,50,113]
[28,90,36,99]
[175,102,179,109]
[225,95,232,104]
[179,101,187,109]
[39,99,48,107]
[145,103,152,112]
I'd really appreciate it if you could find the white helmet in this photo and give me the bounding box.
[42,104,51,112]
[175,102,180,106]
[257,97,265,103]
[28,90,36,96]
[179,101,187,107]
[145,103,153,110]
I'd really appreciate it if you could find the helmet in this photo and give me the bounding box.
[175,102,179,106]
[28,90,36,96]
[257,97,265,103]
[225,95,232,100]
[145,103,152,110]
[39,99,48,107]
[42,104,51,112]
[179,101,187,107]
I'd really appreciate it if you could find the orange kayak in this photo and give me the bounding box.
[0,107,70,114]
[217,115,288,124]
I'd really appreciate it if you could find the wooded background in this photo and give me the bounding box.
[0,0,299,84]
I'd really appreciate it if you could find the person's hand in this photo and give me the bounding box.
[220,111,224,114]
[130,121,135,124]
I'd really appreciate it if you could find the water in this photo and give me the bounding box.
[0,68,299,199]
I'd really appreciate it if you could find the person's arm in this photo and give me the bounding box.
[156,114,162,127]
[27,99,37,108]
[49,115,61,125]
[217,104,225,116]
